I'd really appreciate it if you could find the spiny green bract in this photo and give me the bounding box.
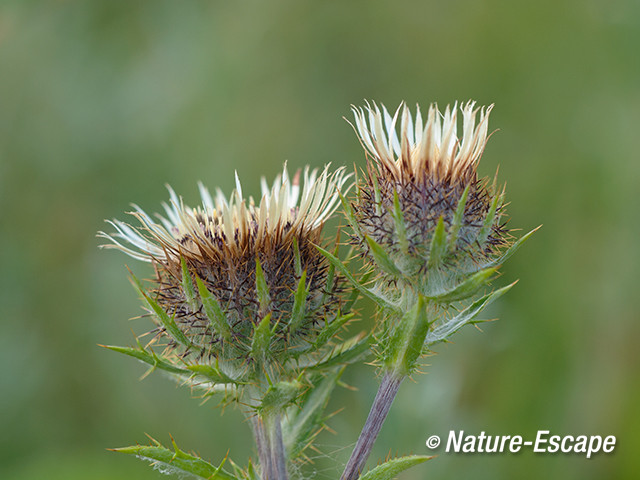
[150,228,340,362]
[352,165,509,297]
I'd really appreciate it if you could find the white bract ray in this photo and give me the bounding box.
[98,164,351,263]
[350,101,493,179]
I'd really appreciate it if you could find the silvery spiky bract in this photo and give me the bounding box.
[100,164,353,368]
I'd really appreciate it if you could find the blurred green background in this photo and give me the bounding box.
[1,0,638,479]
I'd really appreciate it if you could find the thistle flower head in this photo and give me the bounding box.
[348,101,510,296]
[100,164,351,362]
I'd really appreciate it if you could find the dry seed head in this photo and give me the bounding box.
[99,164,351,358]
[350,101,509,273]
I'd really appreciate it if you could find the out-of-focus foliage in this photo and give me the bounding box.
[0,1,638,479]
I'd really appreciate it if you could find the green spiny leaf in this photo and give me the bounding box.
[293,237,302,277]
[448,185,470,251]
[322,249,337,302]
[339,190,362,238]
[426,281,517,347]
[384,296,430,376]
[343,285,360,314]
[358,455,433,480]
[128,270,146,296]
[343,265,368,313]
[196,277,232,342]
[240,459,260,480]
[288,270,308,335]
[489,226,541,268]
[255,257,271,314]
[371,173,382,216]
[391,190,409,254]
[308,334,371,371]
[283,367,345,460]
[260,380,303,413]
[314,312,355,349]
[315,244,399,313]
[101,343,190,376]
[181,257,198,310]
[428,267,497,304]
[185,362,242,385]
[111,436,237,480]
[251,313,273,362]
[130,273,192,348]
[365,235,403,277]
[428,216,447,268]
[477,190,502,247]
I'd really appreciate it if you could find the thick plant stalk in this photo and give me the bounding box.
[251,417,274,480]
[252,413,289,480]
[341,372,404,480]
[269,413,288,480]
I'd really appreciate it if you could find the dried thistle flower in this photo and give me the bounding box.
[342,100,540,379]
[349,101,510,292]
[101,165,350,360]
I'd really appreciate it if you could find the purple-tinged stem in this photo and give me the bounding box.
[270,413,289,480]
[251,413,289,480]
[251,416,274,480]
[340,371,404,480]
